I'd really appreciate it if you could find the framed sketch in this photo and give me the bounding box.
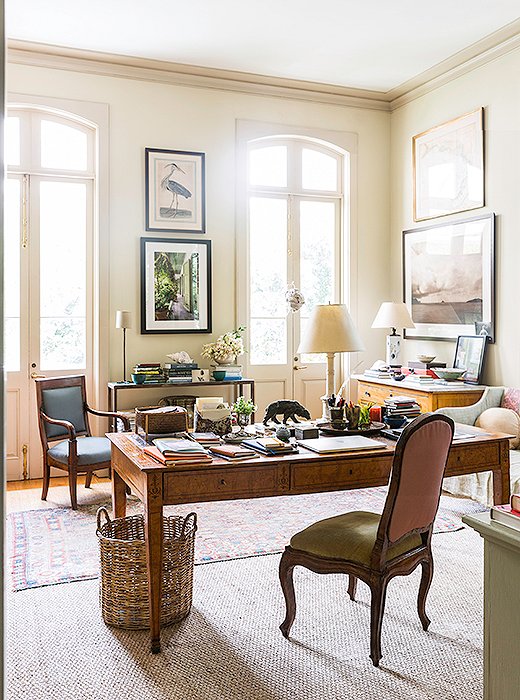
[453,335,487,384]
[141,237,212,334]
[403,213,494,342]
[413,108,484,222]
[145,148,206,233]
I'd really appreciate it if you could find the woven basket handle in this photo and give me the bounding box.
[181,512,197,537]
[96,506,112,534]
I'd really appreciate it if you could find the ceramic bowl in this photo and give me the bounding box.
[385,414,407,428]
[131,373,146,384]
[212,370,226,381]
[434,367,466,381]
[417,354,436,364]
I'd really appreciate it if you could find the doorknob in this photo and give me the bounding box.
[293,365,308,371]
[31,372,46,379]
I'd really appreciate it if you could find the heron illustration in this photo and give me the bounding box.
[160,162,192,218]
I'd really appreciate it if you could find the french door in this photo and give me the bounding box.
[5,109,95,481]
[243,137,345,419]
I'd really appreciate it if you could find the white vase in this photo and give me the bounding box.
[215,355,235,365]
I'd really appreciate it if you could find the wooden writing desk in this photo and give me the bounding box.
[107,431,510,653]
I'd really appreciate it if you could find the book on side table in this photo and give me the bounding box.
[490,494,520,531]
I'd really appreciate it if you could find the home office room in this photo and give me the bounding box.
[3,3,520,699]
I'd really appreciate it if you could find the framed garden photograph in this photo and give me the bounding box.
[140,237,212,334]
[403,213,494,342]
[145,148,206,233]
[453,334,488,384]
[413,108,484,222]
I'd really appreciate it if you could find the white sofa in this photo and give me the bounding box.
[435,386,520,506]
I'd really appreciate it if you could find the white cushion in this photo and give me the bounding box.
[475,407,520,449]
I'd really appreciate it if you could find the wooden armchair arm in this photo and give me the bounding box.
[40,411,77,440]
[86,405,131,431]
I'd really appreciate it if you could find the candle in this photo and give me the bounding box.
[369,405,382,423]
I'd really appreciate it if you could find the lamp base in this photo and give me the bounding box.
[317,396,332,424]
[386,333,402,367]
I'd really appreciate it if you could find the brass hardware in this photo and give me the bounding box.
[21,174,29,249]
[31,372,46,379]
[220,479,226,486]
[22,444,28,480]
[293,365,308,370]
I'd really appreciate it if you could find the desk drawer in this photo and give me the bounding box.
[164,466,279,502]
[446,442,500,473]
[291,456,391,492]
[357,382,430,412]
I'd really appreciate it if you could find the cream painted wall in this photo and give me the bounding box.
[391,47,520,387]
[7,63,390,401]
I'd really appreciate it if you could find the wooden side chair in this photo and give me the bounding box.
[35,375,130,510]
[279,413,455,666]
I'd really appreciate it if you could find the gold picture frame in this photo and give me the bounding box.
[413,108,484,222]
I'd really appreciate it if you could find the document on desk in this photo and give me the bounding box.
[452,424,491,441]
[297,436,386,454]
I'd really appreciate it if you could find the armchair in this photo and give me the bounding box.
[35,375,130,509]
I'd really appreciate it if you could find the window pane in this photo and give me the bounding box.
[40,181,87,369]
[250,319,286,365]
[300,200,335,363]
[249,146,287,187]
[41,120,88,171]
[249,196,287,364]
[5,116,21,167]
[4,178,21,371]
[302,148,337,191]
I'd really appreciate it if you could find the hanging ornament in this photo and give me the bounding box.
[285,283,305,313]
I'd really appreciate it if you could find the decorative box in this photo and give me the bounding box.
[134,405,188,439]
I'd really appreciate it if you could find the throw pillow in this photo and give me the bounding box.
[501,387,520,414]
[475,407,520,449]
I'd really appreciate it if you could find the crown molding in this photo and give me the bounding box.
[6,40,391,112]
[388,20,520,110]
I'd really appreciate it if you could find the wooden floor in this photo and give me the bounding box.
[5,474,111,513]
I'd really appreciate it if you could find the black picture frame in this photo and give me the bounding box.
[140,237,212,334]
[453,334,487,384]
[145,148,206,234]
[403,213,495,342]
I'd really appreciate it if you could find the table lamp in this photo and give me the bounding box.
[371,302,415,367]
[297,303,365,422]
[115,310,132,383]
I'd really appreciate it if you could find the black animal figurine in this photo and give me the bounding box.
[263,400,311,425]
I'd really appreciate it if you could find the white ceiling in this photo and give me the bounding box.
[6,1,520,92]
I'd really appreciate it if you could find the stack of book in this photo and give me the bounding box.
[208,443,259,462]
[132,363,165,382]
[144,437,212,466]
[242,436,298,456]
[403,361,446,379]
[364,366,394,379]
[190,432,221,446]
[164,362,198,383]
[384,395,421,419]
[209,364,243,379]
[404,373,434,385]
[490,494,520,531]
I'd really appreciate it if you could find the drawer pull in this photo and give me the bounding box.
[364,391,371,397]
[220,478,226,485]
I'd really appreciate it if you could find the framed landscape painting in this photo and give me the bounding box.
[413,108,484,222]
[145,148,206,233]
[141,237,212,334]
[403,213,494,342]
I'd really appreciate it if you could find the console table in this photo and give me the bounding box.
[353,374,485,413]
[107,429,510,653]
[107,379,255,431]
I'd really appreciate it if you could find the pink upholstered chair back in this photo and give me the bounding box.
[382,414,454,545]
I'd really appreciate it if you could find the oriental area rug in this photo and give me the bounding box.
[6,487,485,592]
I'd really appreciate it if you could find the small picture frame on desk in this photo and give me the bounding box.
[453,334,487,384]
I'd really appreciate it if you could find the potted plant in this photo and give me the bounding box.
[201,326,246,365]
[231,396,257,436]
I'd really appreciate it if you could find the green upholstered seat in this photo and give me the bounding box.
[290,511,422,565]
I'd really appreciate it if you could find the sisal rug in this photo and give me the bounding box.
[6,527,483,700]
[6,486,485,591]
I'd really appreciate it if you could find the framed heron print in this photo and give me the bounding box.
[413,108,484,222]
[141,237,212,334]
[145,148,206,233]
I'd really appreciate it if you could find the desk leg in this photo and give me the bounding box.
[144,472,164,653]
[492,440,511,505]
[112,468,127,518]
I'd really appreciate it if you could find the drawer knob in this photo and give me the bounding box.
[364,391,371,397]
[220,478,226,485]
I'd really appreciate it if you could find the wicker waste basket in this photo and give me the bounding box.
[96,507,197,629]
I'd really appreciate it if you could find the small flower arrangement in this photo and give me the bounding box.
[232,396,257,416]
[201,327,245,363]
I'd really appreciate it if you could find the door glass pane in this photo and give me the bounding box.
[249,146,287,188]
[300,200,335,363]
[4,178,21,371]
[40,181,87,369]
[41,120,88,171]
[249,196,287,364]
[302,148,337,191]
[5,117,21,167]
